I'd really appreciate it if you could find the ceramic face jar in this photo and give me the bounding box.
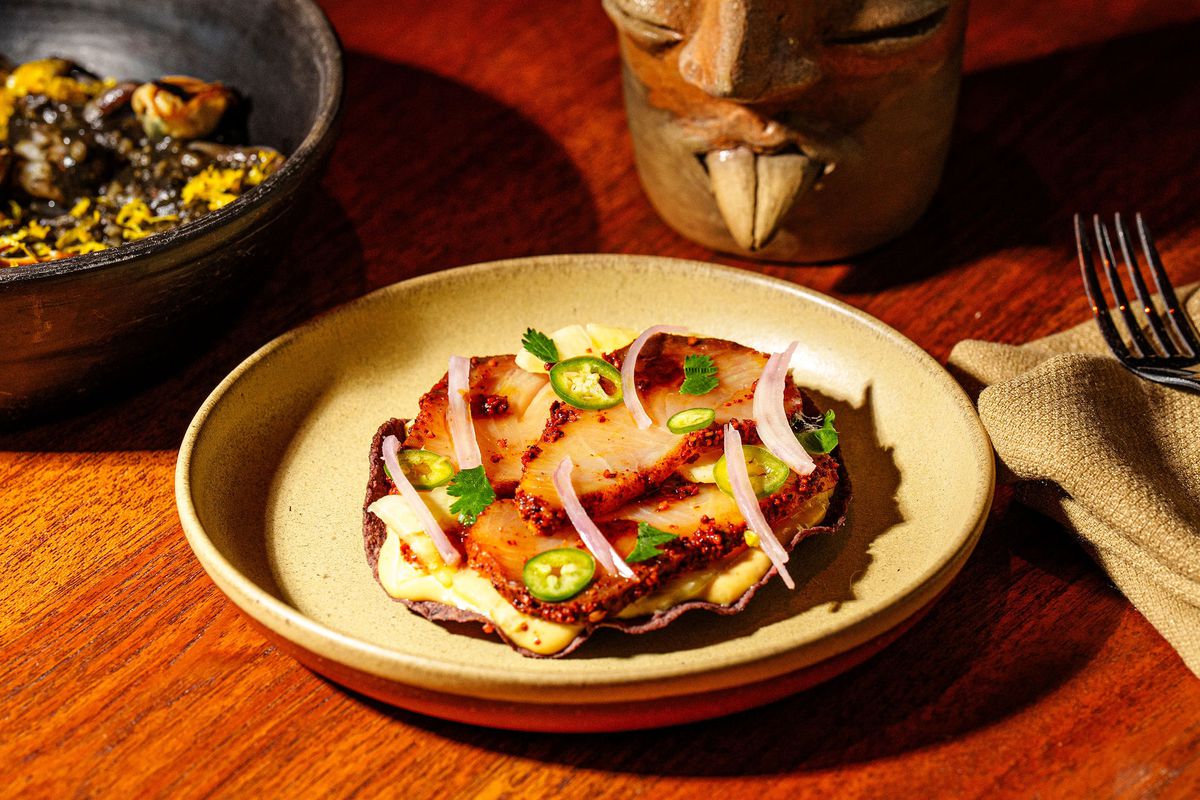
[604,0,968,262]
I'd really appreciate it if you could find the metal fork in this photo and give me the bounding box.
[1074,213,1200,392]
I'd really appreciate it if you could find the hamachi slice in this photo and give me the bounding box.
[515,335,774,532]
[404,355,554,494]
[467,451,840,627]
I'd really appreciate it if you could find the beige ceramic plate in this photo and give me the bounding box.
[176,255,993,731]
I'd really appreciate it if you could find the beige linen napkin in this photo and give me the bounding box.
[949,285,1200,676]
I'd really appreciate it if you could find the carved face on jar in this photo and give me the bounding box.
[604,0,967,262]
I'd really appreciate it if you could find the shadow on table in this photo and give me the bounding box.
[0,52,598,451]
[834,19,1200,293]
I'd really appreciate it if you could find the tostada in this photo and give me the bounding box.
[362,324,849,657]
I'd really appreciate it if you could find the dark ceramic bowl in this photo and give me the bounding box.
[0,0,342,421]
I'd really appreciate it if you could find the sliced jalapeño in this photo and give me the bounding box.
[667,407,716,434]
[523,548,596,602]
[548,355,624,410]
[714,445,790,498]
[384,448,454,490]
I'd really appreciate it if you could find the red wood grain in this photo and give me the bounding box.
[3,1,1199,797]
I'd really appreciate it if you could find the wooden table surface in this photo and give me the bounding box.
[4,1,1200,797]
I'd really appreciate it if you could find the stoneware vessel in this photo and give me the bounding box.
[0,0,342,421]
[176,254,994,732]
[605,0,968,262]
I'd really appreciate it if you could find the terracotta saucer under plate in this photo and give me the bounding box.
[175,254,994,732]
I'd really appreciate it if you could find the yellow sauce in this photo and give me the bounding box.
[370,494,584,654]
[616,490,831,617]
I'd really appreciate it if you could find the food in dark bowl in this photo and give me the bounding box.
[1,56,285,266]
[0,0,341,422]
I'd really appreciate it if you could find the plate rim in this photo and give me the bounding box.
[176,253,994,703]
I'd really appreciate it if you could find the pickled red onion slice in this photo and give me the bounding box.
[622,324,686,429]
[723,424,794,589]
[752,341,815,477]
[381,434,461,566]
[552,457,635,579]
[447,355,482,469]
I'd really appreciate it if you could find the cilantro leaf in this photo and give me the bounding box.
[521,328,560,365]
[680,354,719,395]
[625,522,679,563]
[796,409,838,454]
[446,465,495,526]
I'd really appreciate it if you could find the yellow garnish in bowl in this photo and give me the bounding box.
[115,199,179,240]
[5,59,104,105]
[0,88,12,140]
[182,166,246,211]
[246,150,283,186]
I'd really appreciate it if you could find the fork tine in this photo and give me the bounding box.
[1093,215,1150,357]
[1114,213,1178,356]
[1075,214,1132,362]
[1133,365,1200,394]
[1137,213,1200,358]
